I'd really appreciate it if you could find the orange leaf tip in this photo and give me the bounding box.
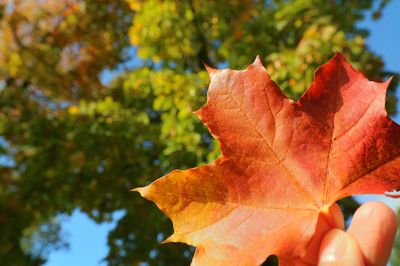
[203,63,219,76]
[131,186,146,196]
[161,235,177,244]
[252,55,263,66]
[383,76,393,88]
[332,52,345,60]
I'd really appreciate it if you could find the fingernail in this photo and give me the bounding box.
[318,229,364,266]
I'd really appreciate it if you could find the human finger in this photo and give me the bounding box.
[318,228,364,266]
[348,201,397,266]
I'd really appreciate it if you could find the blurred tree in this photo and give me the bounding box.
[391,209,400,264]
[0,0,397,265]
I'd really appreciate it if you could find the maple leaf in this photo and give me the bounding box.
[134,54,400,265]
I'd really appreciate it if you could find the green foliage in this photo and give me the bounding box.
[0,0,397,265]
[391,209,400,265]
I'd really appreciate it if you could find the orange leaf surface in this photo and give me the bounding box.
[134,54,400,265]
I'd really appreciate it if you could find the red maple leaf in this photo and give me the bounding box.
[134,54,400,265]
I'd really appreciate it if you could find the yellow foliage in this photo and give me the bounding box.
[9,53,22,77]
[128,0,142,11]
[68,106,80,115]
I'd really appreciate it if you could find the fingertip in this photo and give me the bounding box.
[348,201,397,266]
[353,202,397,230]
[318,229,364,266]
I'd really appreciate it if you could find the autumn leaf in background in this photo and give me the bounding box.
[134,54,400,266]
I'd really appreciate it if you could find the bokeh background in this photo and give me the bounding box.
[0,0,400,265]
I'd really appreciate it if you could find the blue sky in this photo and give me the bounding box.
[45,2,400,265]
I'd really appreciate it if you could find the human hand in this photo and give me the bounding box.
[318,202,397,266]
